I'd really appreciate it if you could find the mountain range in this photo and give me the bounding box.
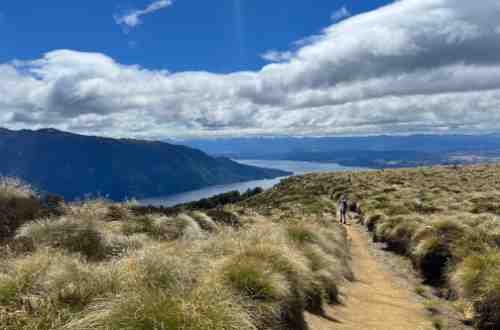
[181,135,500,168]
[0,128,289,201]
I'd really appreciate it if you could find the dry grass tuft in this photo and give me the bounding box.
[0,177,46,241]
[16,217,107,260]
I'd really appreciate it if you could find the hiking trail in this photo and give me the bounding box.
[306,223,434,330]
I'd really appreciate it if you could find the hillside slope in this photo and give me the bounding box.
[252,165,499,329]
[0,128,289,201]
[1,165,498,329]
[0,176,351,330]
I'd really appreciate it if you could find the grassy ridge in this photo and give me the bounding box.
[274,165,500,329]
[4,164,497,329]
[0,178,351,329]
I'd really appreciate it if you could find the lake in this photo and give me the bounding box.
[140,160,365,207]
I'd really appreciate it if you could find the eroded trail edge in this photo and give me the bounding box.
[307,224,433,330]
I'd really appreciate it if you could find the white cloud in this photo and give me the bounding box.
[3,0,500,139]
[261,50,293,62]
[331,6,351,22]
[114,0,173,31]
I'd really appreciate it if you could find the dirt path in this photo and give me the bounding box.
[306,224,434,330]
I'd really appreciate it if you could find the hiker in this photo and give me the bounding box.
[339,195,348,225]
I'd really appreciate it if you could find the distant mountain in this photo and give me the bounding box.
[181,135,500,168]
[0,128,289,201]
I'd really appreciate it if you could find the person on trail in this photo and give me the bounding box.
[339,195,348,225]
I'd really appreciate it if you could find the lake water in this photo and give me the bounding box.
[140,160,364,207]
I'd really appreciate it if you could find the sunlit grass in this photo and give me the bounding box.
[0,175,351,329]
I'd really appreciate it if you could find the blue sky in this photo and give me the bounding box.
[1,1,391,73]
[1,0,500,139]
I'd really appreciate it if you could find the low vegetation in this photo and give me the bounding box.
[3,164,498,329]
[245,165,500,329]
[289,165,500,330]
[131,188,264,218]
[0,177,351,329]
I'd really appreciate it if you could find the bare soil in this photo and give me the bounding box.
[307,223,434,330]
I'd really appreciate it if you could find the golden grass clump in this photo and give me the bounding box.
[15,217,108,260]
[190,210,219,232]
[121,214,205,241]
[450,250,500,329]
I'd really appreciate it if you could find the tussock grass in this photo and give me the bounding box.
[451,250,500,329]
[190,211,218,232]
[223,256,292,301]
[0,176,351,329]
[121,214,205,241]
[247,165,500,329]
[0,177,46,241]
[16,217,107,260]
[335,164,500,329]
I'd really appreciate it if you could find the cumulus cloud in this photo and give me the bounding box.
[3,0,500,139]
[331,6,351,22]
[114,0,172,31]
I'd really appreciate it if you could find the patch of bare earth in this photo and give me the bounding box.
[307,223,434,330]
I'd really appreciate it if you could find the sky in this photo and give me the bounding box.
[1,0,500,139]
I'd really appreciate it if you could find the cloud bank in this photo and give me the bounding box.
[3,0,500,139]
[114,0,172,30]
